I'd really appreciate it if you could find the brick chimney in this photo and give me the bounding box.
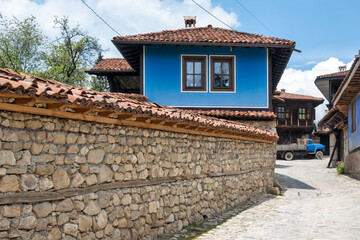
[184,16,196,28]
[281,89,286,93]
[339,65,346,71]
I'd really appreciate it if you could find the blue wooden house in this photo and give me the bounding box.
[88,18,295,113]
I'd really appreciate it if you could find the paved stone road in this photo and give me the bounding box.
[196,158,360,240]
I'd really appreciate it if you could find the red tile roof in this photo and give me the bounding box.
[89,58,134,72]
[316,70,349,80]
[189,109,276,120]
[274,90,324,103]
[0,68,278,142]
[113,25,295,47]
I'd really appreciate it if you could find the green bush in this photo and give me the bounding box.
[337,162,345,175]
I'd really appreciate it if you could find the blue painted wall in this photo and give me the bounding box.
[349,94,360,151]
[144,45,268,108]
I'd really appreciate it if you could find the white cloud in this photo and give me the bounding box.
[278,57,353,122]
[0,0,240,57]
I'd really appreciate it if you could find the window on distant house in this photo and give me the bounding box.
[351,100,357,133]
[299,107,306,120]
[278,106,285,118]
[210,56,235,92]
[182,56,206,91]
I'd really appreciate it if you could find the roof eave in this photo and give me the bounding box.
[86,69,136,75]
[112,39,295,49]
[333,55,360,107]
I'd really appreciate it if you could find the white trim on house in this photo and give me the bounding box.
[208,55,236,93]
[180,54,208,93]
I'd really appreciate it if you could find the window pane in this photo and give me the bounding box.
[214,75,222,87]
[194,75,202,87]
[222,62,229,74]
[186,75,194,87]
[222,76,230,87]
[194,62,202,74]
[186,62,193,74]
[214,62,221,74]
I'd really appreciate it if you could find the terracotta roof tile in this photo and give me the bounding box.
[274,90,324,103]
[89,58,134,72]
[189,109,276,120]
[316,70,349,80]
[114,25,295,47]
[0,68,278,141]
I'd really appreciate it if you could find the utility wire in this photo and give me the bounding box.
[233,0,276,36]
[191,0,236,31]
[81,0,121,36]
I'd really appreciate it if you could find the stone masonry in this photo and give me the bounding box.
[0,110,276,239]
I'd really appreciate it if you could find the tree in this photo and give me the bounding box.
[90,52,110,92]
[0,14,45,73]
[40,17,101,87]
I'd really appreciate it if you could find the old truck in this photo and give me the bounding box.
[277,139,325,160]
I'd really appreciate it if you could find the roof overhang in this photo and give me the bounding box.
[112,40,294,92]
[315,74,348,102]
[318,107,346,128]
[333,55,360,114]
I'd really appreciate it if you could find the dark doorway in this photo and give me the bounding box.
[292,109,298,125]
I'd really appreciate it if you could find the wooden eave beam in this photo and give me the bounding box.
[117,113,134,120]
[163,121,177,126]
[13,98,33,105]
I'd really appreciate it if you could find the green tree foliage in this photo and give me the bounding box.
[40,17,102,87]
[90,52,110,92]
[0,14,45,73]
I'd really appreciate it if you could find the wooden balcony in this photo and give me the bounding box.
[277,118,313,127]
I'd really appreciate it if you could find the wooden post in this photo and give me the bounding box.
[327,130,339,168]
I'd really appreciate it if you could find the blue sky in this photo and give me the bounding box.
[211,0,359,70]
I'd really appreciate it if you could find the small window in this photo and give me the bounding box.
[351,100,356,133]
[182,56,206,91]
[299,108,306,120]
[210,56,235,92]
[278,106,285,118]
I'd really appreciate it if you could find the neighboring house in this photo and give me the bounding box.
[329,53,360,177]
[86,58,139,93]
[272,89,324,144]
[88,18,295,116]
[315,66,349,109]
[316,67,349,159]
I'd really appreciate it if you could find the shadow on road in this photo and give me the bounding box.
[275,164,291,169]
[275,172,316,190]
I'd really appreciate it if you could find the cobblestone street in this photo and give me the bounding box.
[196,158,360,240]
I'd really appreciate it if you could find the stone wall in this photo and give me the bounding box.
[0,111,276,239]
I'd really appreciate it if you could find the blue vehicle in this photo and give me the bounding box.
[277,139,325,160]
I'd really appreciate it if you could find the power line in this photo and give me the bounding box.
[191,0,236,31]
[81,0,121,36]
[233,0,276,36]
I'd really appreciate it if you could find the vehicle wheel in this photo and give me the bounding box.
[315,151,324,159]
[284,152,294,161]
